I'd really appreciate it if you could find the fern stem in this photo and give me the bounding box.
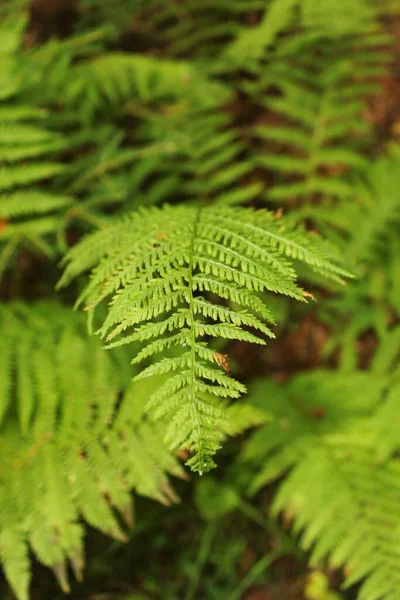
[187,206,205,474]
[0,236,19,283]
[64,207,107,230]
[70,142,176,192]
[306,83,334,198]
[184,521,217,600]
[237,498,303,559]
[227,549,282,600]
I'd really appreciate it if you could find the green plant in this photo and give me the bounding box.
[0,302,185,599]
[59,204,346,472]
[251,34,387,204]
[242,358,400,599]
[0,1,399,599]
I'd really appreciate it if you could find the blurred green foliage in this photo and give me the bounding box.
[0,1,399,599]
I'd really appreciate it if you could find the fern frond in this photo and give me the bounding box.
[346,147,400,265]
[66,53,230,121]
[223,0,298,67]
[144,0,266,59]
[59,205,349,473]
[0,15,119,278]
[301,0,378,35]
[0,190,73,219]
[243,370,400,600]
[251,39,387,204]
[0,302,184,600]
[60,52,258,217]
[222,402,270,437]
[307,147,400,367]
[0,163,65,192]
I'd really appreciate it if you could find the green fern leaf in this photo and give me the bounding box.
[0,302,184,600]
[59,205,349,473]
[244,370,400,600]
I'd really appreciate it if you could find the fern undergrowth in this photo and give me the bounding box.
[243,353,400,600]
[0,302,185,600]
[0,0,399,599]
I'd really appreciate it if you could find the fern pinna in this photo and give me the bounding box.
[59,205,348,473]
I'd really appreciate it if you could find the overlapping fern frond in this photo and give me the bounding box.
[250,31,388,204]
[0,14,108,279]
[77,0,145,30]
[136,0,391,67]
[2,33,233,277]
[63,53,254,214]
[300,0,378,35]
[59,204,349,473]
[310,147,400,368]
[0,14,62,275]
[161,109,260,207]
[65,53,230,121]
[214,0,386,72]
[0,302,184,600]
[0,1,397,598]
[344,146,400,267]
[243,365,400,600]
[141,0,267,60]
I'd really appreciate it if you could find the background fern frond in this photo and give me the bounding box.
[309,147,400,369]
[0,302,184,600]
[0,0,396,598]
[65,53,230,121]
[250,32,389,205]
[0,17,105,278]
[243,368,400,600]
